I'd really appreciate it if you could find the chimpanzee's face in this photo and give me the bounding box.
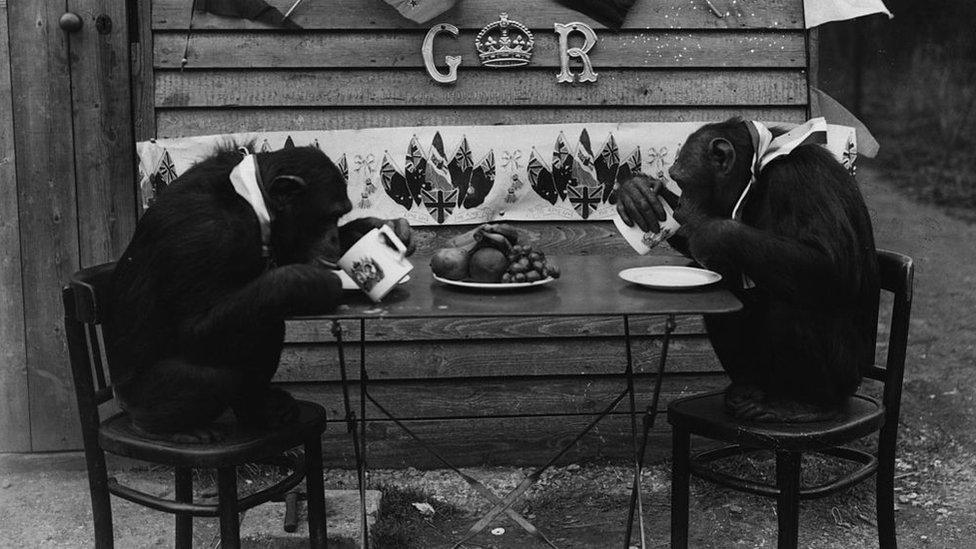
[668,128,717,215]
[261,147,352,266]
[668,124,751,218]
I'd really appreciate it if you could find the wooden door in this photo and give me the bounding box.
[2,0,136,451]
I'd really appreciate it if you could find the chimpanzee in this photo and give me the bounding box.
[617,118,879,422]
[107,146,413,441]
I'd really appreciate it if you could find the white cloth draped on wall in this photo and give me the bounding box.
[137,121,857,227]
[805,0,892,28]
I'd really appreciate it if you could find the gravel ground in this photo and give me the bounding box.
[1,163,974,548]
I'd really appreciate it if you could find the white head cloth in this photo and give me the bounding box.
[229,154,273,258]
[731,117,830,221]
[731,117,829,288]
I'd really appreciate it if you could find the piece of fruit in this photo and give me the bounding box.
[482,223,520,245]
[513,272,527,283]
[469,247,509,283]
[474,231,513,255]
[430,247,470,280]
[525,271,542,282]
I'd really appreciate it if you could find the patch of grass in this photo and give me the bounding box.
[371,484,464,549]
[869,119,976,221]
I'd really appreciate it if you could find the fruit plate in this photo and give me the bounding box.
[618,266,722,290]
[432,274,556,290]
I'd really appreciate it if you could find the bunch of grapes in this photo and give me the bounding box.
[501,245,561,283]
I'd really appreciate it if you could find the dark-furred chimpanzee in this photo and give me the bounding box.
[107,146,413,441]
[617,118,879,422]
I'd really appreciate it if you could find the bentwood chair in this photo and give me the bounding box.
[668,249,913,549]
[63,263,329,549]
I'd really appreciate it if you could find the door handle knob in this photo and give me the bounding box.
[59,12,84,32]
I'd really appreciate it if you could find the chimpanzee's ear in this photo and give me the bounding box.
[267,175,307,207]
[708,137,736,175]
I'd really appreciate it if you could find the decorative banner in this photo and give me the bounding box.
[137,122,856,227]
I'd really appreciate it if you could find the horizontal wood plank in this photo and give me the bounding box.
[155,69,808,108]
[276,335,722,381]
[287,374,727,420]
[153,0,804,31]
[317,414,685,468]
[158,31,806,69]
[286,315,707,343]
[155,106,809,137]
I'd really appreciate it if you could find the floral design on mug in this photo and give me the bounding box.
[351,257,384,291]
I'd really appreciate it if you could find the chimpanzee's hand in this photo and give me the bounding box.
[384,218,416,256]
[615,174,680,233]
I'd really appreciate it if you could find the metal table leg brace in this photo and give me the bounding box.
[331,315,677,549]
[332,319,556,547]
[331,320,370,549]
[624,314,677,548]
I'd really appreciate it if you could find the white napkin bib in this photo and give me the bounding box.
[229,154,273,258]
[733,117,829,221]
[732,117,829,288]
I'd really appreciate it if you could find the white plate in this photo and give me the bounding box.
[618,266,722,290]
[432,274,556,290]
[336,270,411,291]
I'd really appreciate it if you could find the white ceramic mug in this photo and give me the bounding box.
[613,200,681,255]
[338,224,413,302]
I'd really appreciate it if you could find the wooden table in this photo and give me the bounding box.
[301,254,742,548]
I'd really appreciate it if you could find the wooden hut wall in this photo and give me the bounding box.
[133,0,811,467]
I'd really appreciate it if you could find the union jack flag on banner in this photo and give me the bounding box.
[336,153,349,181]
[421,188,459,224]
[567,184,602,220]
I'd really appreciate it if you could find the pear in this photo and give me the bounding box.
[430,247,470,280]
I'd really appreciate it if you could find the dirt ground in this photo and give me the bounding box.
[1,163,974,548]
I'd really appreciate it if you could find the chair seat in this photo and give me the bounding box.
[99,400,327,468]
[668,390,884,451]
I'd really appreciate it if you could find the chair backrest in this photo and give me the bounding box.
[62,263,117,437]
[864,249,914,425]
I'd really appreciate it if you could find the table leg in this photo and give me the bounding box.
[331,320,369,549]
[622,315,648,549]
[624,314,677,548]
[358,318,369,549]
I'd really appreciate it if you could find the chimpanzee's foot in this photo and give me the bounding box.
[264,387,300,425]
[724,383,767,418]
[752,398,843,423]
[725,384,843,423]
[131,422,225,444]
[234,387,300,428]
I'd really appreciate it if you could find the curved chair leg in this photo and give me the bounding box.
[175,467,193,549]
[305,437,328,548]
[87,451,114,549]
[876,440,898,549]
[775,451,801,549]
[670,426,690,549]
[218,467,241,549]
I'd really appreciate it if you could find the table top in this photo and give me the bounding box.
[301,254,743,320]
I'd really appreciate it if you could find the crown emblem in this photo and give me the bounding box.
[475,13,534,68]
